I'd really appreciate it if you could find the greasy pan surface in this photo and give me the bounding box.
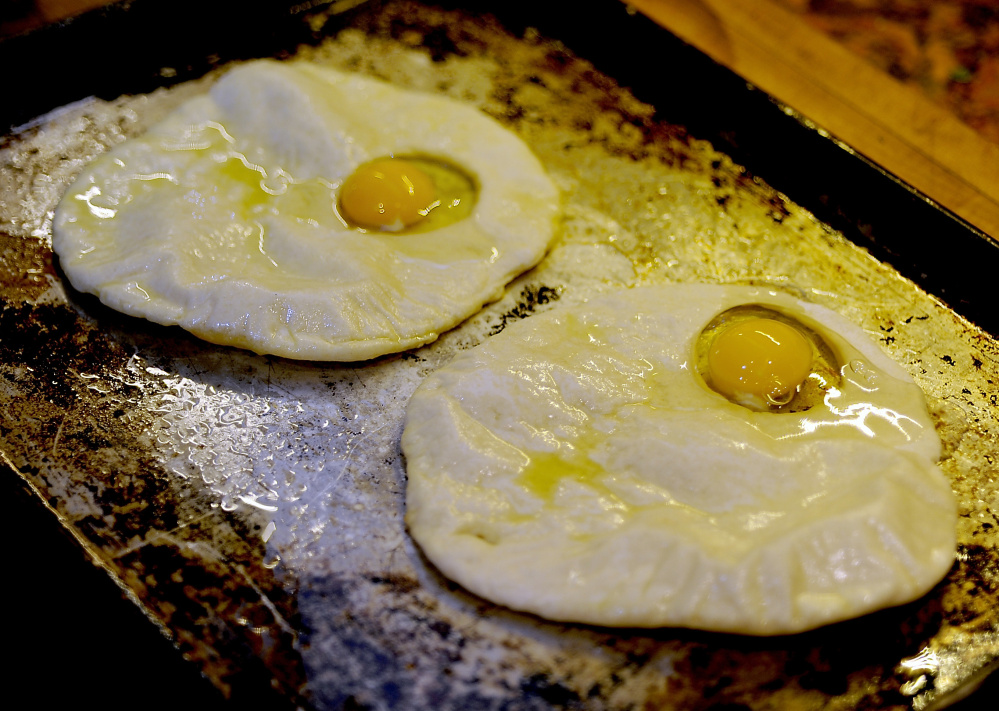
[3,0,999,709]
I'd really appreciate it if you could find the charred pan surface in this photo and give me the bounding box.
[0,298,308,704]
[3,1,999,710]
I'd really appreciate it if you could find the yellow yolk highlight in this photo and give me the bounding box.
[339,158,437,231]
[708,318,812,407]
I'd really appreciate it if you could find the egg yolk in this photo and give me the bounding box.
[708,318,813,407]
[339,158,437,231]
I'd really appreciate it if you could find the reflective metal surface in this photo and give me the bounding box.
[3,1,999,708]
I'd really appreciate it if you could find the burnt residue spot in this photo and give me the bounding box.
[343,697,376,711]
[765,194,792,223]
[624,649,654,667]
[758,677,786,692]
[111,509,307,709]
[703,675,734,698]
[350,2,490,63]
[368,573,421,594]
[954,544,999,601]
[798,668,850,696]
[540,47,574,74]
[0,230,57,303]
[0,301,111,409]
[0,296,310,705]
[686,644,715,671]
[490,85,527,123]
[418,25,468,62]
[489,285,560,335]
[520,673,581,707]
[429,620,452,640]
[865,688,911,710]
[942,355,956,366]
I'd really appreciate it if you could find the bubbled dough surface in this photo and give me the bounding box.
[403,284,957,635]
[51,60,559,361]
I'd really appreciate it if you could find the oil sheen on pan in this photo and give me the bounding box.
[3,1,999,709]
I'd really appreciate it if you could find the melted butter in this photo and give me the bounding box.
[215,154,340,228]
[556,311,611,350]
[517,449,605,501]
[515,431,639,512]
[150,120,345,230]
[514,316,656,505]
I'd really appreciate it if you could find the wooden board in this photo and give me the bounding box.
[626,0,999,241]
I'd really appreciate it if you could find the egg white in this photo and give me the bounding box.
[51,59,559,360]
[402,283,957,635]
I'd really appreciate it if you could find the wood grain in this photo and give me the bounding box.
[626,0,999,240]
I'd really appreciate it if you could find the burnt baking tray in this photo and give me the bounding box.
[3,0,999,709]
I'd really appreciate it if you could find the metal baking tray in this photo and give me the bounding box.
[3,0,999,708]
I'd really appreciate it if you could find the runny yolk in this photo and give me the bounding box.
[707,318,812,407]
[338,158,437,231]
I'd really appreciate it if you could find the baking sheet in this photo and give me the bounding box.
[3,0,999,708]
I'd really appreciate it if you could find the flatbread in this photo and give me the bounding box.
[51,60,559,360]
[403,283,956,634]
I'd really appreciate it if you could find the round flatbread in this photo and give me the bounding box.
[52,60,559,360]
[403,284,956,634]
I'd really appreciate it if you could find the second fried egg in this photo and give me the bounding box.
[402,284,957,635]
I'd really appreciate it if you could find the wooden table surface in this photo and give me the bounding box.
[626,0,999,241]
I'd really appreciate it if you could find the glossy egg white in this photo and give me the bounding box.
[402,283,957,635]
[51,59,559,360]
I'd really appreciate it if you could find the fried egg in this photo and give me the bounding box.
[402,284,957,635]
[51,60,559,360]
